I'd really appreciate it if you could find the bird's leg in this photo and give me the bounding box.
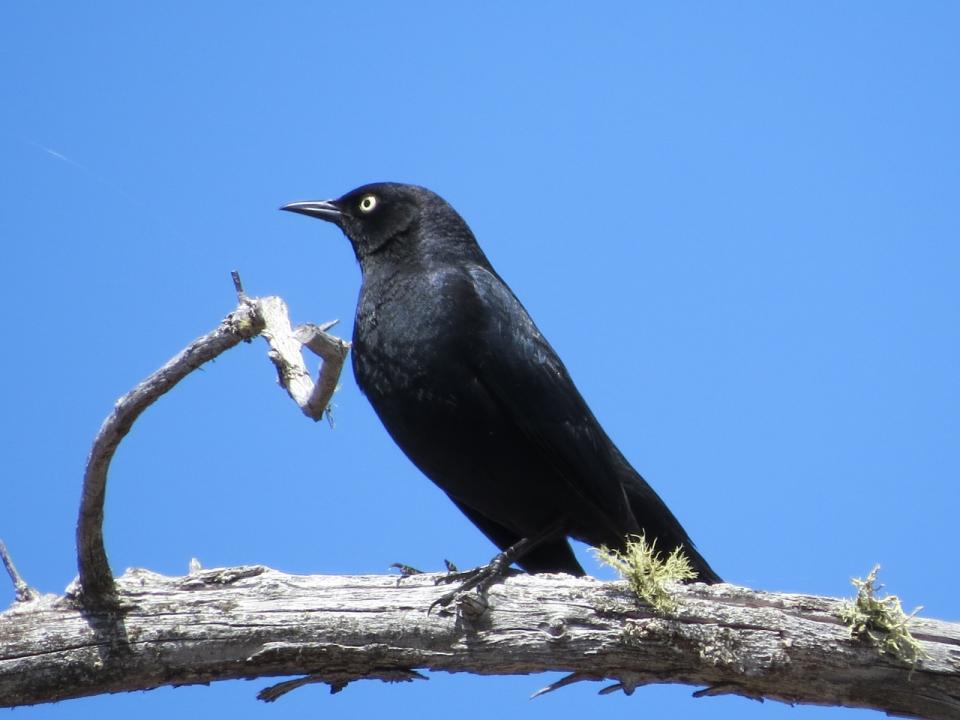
[429,519,567,612]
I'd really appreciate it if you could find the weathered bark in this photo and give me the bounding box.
[1,567,957,718]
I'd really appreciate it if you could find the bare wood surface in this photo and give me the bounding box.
[295,321,351,420]
[260,300,350,421]
[1,568,957,717]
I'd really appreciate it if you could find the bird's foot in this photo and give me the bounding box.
[428,551,515,613]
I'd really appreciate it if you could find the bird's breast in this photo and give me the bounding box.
[352,268,483,402]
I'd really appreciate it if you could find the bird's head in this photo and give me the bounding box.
[282,182,467,264]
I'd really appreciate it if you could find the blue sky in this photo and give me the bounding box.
[2,3,958,719]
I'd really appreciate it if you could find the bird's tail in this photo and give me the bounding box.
[614,456,722,584]
[680,541,722,584]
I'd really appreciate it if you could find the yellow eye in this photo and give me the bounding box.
[359,195,377,213]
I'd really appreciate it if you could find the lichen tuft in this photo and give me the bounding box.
[838,565,927,666]
[595,534,695,615]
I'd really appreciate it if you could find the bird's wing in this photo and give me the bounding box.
[463,264,644,545]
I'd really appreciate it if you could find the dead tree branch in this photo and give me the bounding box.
[1,569,957,718]
[15,280,954,718]
[75,278,349,608]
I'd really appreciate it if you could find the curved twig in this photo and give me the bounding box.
[76,297,265,607]
[75,276,350,608]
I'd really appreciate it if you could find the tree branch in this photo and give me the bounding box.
[0,569,957,717]
[37,281,958,718]
[75,280,349,608]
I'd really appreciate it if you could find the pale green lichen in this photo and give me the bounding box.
[594,534,695,615]
[838,565,927,666]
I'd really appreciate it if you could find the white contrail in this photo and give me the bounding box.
[26,139,149,210]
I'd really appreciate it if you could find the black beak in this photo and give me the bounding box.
[280,199,343,224]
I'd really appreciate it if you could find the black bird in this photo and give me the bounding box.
[281,183,721,585]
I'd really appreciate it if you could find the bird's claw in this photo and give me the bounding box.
[428,552,513,613]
